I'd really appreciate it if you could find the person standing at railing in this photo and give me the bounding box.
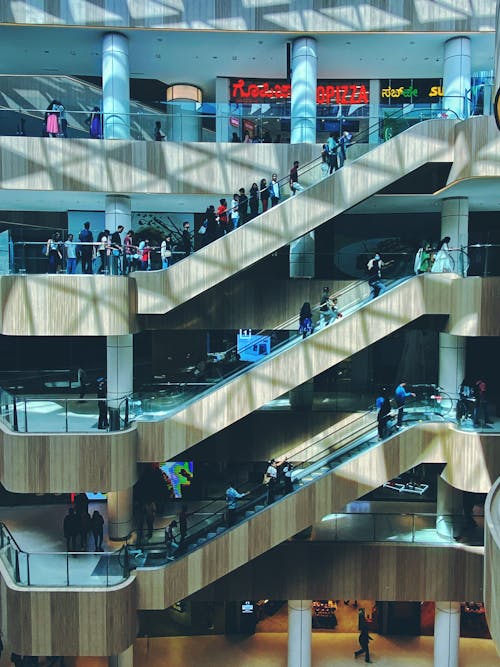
[225,482,249,526]
[269,173,280,207]
[165,519,179,558]
[91,510,104,552]
[123,229,135,274]
[264,458,279,505]
[64,234,77,274]
[414,240,432,274]
[109,225,124,275]
[154,120,166,141]
[86,106,102,139]
[45,232,62,274]
[394,381,416,429]
[182,221,192,256]
[431,236,454,273]
[97,376,108,430]
[54,100,67,138]
[282,459,294,494]
[78,221,94,274]
[63,507,78,551]
[473,378,493,428]
[160,233,173,269]
[97,230,110,274]
[289,161,305,194]
[45,100,59,138]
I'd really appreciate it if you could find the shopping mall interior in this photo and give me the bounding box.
[0,2,499,666]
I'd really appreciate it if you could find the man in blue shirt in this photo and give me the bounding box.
[225,482,249,526]
[394,382,415,428]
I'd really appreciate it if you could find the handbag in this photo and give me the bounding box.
[262,473,271,485]
[198,224,207,235]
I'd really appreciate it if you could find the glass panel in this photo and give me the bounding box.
[332,514,374,542]
[24,553,68,586]
[22,399,67,433]
[373,514,413,542]
[66,399,102,432]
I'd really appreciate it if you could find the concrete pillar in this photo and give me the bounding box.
[436,477,464,539]
[434,601,460,667]
[369,79,380,144]
[438,333,465,400]
[107,334,133,431]
[107,487,134,540]
[102,32,130,139]
[109,644,133,667]
[291,37,317,144]
[443,37,471,119]
[166,84,202,141]
[440,197,468,275]
[216,77,232,142]
[494,1,500,97]
[290,232,315,277]
[288,600,312,667]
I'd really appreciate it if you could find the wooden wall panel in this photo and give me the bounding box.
[140,279,368,331]
[1,1,495,30]
[0,275,136,336]
[0,562,137,656]
[484,477,500,656]
[192,542,484,602]
[0,425,138,493]
[136,422,500,610]
[0,139,319,196]
[134,120,455,314]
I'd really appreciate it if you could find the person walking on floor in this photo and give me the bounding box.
[225,482,249,526]
[63,507,78,551]
[91,510,104,551]
[354,627,373,662]
[394,381,415,429]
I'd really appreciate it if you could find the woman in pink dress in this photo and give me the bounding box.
[45,101,59,137]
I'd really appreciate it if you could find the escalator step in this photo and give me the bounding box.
[255,505,265,511]
[245,511,255,518]
[207,532,216,539]
[216,526,225,534]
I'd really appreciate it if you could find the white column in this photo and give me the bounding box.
[107,488,134,540]
[434,601,460,667]
[288,600,312,667]
[291,37,317,144]
[436,477,463,539]
[102,32,130,139]
[106,195,131,233]
[494,1,500,97]
[290,232,315,277]
[439,333,465,400]
[216,77,232,142]
[369,79,380,144]
[107,334,133,431]
[109,644,133,667]
[443,37,471,119]
[441,197,468,275]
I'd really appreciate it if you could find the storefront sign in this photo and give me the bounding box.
[230,78,369,105]
[380,79,443,103]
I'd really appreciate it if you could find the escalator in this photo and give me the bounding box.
[131,413,486,610]
[133,118,456,314]
[133,272,457,460]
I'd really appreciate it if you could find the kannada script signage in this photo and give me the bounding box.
[230,78,369,105]
[380,79,443,103]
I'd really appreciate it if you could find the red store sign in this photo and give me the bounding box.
[230,78,369,105]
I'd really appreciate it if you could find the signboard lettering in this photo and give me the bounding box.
[230,78,369,105]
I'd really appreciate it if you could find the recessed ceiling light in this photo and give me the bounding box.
[346,41,351,45]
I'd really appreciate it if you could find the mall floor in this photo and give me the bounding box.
[2,634,497,667]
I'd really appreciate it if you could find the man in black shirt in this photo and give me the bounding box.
[367,253,392,299]
[78,221,94,274]
[238,187,248,224]
[182,222,191,257]
[109,225,124,275]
